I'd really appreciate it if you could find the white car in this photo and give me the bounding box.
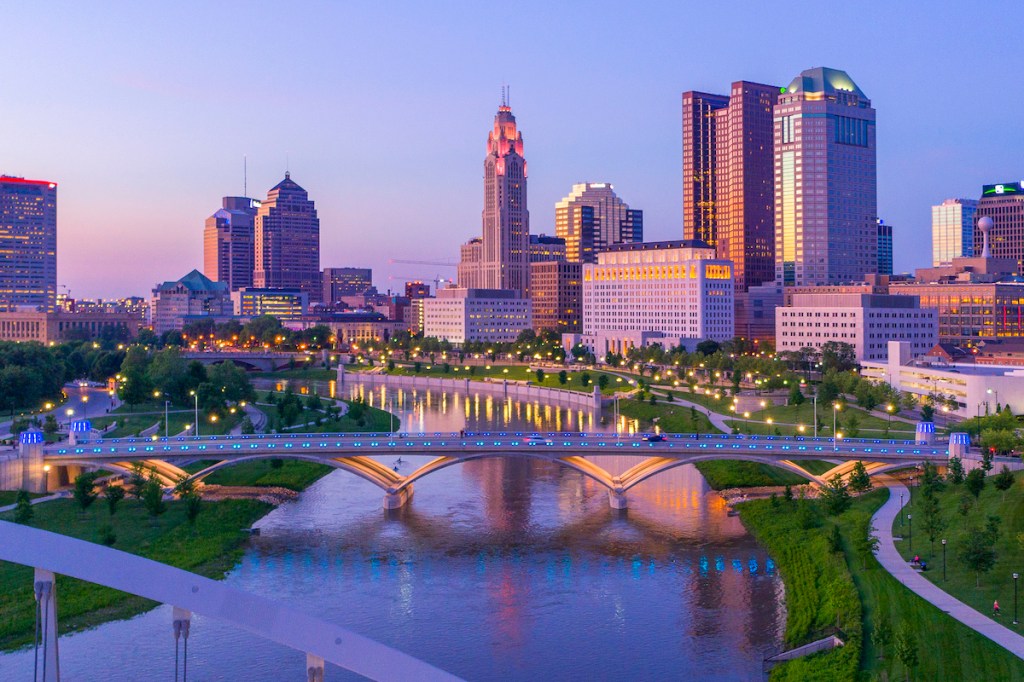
[525,435,552,445]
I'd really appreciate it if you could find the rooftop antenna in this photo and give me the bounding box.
[243,155,247,197]
[285,154,290,179]
[507,84,510,106]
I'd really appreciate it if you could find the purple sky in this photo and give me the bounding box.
[2,2,1022,298]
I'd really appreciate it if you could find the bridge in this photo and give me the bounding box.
[23,430,963,510]
[180,351,318,372]
[0,520,462,681]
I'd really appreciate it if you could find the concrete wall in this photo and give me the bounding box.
[0,452,23,490]
[338,368,601,413]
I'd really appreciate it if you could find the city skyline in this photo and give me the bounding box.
[2,3,1023,298]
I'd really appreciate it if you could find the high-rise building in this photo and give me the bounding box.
[203,196,259,291]
[975,182,1024,272]
[877,220,893,275]
[457,96,530,295]
[932,198,978,265]
[457,238,484,289]
[0,176,57,312]
[322,267,373,303]
[528,234,567,263]
[253,173,321,301]
[530,261,581,333]
[554,183,643,263]
[151,270,232,335]
[405,281,431,299]
[774,67,877,286]
[681,83,778,291]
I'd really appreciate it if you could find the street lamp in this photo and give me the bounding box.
[907,513,913,552]
[65,408,74,426]
[900,492,904,526]
[988,388,999,414]
[833,403,841,452]
[164,400,171,439]
[886,403,894,430]
[1015,573,1020,625]
[189,390,199,437]
[942,538,947,581]
[812,392,818,437]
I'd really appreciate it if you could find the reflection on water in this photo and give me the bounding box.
[0,384,784,681]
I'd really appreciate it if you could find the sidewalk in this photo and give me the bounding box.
[873,475,1024,658]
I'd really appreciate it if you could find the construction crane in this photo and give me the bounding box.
[388,258,457,268]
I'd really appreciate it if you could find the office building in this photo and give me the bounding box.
[457,95,530,294]
[877,220,893,276]
[569,240,734,356]
[776,292,937,362]
[151,270,233,335]
[932,198,978,265]
[203,196,258,291]
[975,181,1024,272]
[322,267,373,302]
[528,234,567,263]
[0,310,139,343]
[457,238,484,289]
[423,288,531,344]
[681,82,778,291]
[253,173,321,301]
[405,281,431,299]
[0,176,57,312]
[232,288,308,319]
[554,183,642,263]
[530,261,581,333]
[775,67,877,286]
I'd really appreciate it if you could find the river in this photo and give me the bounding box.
[0,383,785,680]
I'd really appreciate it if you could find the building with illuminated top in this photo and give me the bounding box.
[457,93,530,295]
[568,240,734,355]
[0,176,57,312]
[204,196,259,291]
[554,183,642,263]
[932,198,978,265]
[774,67,877,286]
[231,288,308,319]
[975,181,1024,273]
[253,173,321,301]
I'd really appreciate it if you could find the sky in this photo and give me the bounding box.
[2,1,1022,299]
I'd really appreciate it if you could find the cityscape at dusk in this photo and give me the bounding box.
[2,3,1024,681]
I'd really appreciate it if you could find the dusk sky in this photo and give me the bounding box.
[3,2,1022,298]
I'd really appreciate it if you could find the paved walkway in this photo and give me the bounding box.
[873,475,1024,658]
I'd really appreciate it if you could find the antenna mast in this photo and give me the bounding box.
[243,155,247,197]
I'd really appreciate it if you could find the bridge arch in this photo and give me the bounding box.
[394,451,617,494]
[51,459,186,487]
[616,453,827,491]
[187,453,402,490]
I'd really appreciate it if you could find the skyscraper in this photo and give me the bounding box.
[322,267,373,303]
[975,182,1024,272]
[932,198,978,265]
[253,173,321,301]
[774,67,877,286]
[554,183,643,263]
[877,220,893,276]
[0,176,57,312]
[681,82,778,290]
[204,196,258,291]
[458,95,530,295]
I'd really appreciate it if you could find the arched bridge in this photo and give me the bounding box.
[34,432,955,509]
[180,351,313,372]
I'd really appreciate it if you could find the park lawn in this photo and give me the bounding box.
[892,469,1024,624]
[89,400,243,438]
[0,492,44,507]
[0,496,271,651]
[615,397,718,435]
[748,402,916,436]
[663,388,737,414]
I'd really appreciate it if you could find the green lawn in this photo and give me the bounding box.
[0,497,271,651]
[738,489,1024,680]
[745,402,916,436]
[89,400,242,438]
[893,469,1024,624]
[0,492,44,507]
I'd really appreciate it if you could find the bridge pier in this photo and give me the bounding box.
[34,568,61,681]
[383,485,414,510]
[949,432,972,460]
[608,490,628,510]
[20,428,48,494]
[307,653,325,681]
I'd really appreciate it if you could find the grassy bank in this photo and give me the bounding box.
[738,489,1024,680]
[90,400,242,438]
[892,469,1024,622]
[0,497,270,650]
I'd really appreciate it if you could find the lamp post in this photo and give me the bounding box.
[82,395,89,420]
[190,390,199,437]
[813,393,818,437]
[900,493,904,526]
[1015,573,1020,625]
[833,402,841,452]
[907,513,913,552]
[886,403,894,430]
[942,539,947,581]
[164,401,170,439]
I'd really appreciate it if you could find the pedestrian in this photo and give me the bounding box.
[994,600,1001,617]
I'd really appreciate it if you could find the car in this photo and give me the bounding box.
[642,433,666,442]
[525,435,552,445]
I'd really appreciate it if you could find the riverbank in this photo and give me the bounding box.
[736,488,1024,680]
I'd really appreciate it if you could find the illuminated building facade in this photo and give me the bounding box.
[682,82,777,291]
[975,181,1024,272]
[932,198,978,265]
[322,267,373,302]
[774,67,877,286]
[574,240,734,354]
[0,311,139,343]
[0,176,57,312]
[253,173,321,301]
[203,196,258,291]
[777,293,937,362]
[889,282,1024,346]
[530,261,581,333]
[554,183,642,263]
[232,288,308,319]
[877,220,893,275]
[423,288,531,344]
[528,234,567,263]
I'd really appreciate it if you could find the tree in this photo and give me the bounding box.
[848,461,872,493]
[105,485,125,515]
[947,456,965,485]
[828,523,843,553]
[958,522,997,587]
[580,372,591,387]
[820,341,857,373]
[855,381,878,411]
[127,462,149,499]
[919,491,945,554]
[788,383,805,406]
[558,370,568,385]
[73,471,100,511]
[783,484,794,503]
[695,340,720,356]
[894,622,919,681]
[872,618,893,660]
[598,374,609,391]
[42,414,58,435]
[920,461,945,496]
[13,489,33,523]
[845,413,860,438]
[142,475,166,518]
[184,492,202,524]
[855,516,880,569]
[957,492,973,518]
[994,465,1015,501]
[965,468,985,499]
[820,473,852,516]
[98,524,116,546]
[920,403,935,422]
[981,428,1019,458]
[535,368,545,383]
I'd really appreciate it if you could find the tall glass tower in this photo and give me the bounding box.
[774,67,877,286]
[931,198,978,265]
[555,183,642,263]
[253,173,321,301]
[0,176,57,311]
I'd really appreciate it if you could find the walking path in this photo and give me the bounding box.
[872,475,1024,658]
